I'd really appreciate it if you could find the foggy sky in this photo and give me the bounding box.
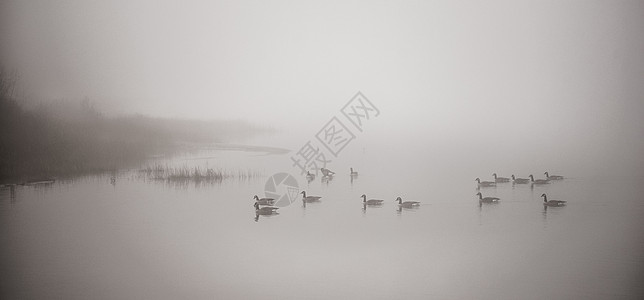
[1,0,643,173]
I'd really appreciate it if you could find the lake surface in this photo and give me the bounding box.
[1,137,643,299]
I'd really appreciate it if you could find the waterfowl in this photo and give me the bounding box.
[306,171,315,180]
[350,168,358,176]
[320,168,335,177]
[529,175,550,185]
[300,191,322,202]
[361,194,383,205]
[253,195,275,205]
[492,173,510,183]
[541,193,566,206]
[254,202,279,214]
[544,172,564,180]
[475,178,496,187]
[395,197,420,208]
[511,175,530,184]
[476,192,500,203]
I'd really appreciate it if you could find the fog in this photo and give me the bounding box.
[1,0,643,174]
[2,2,644,299]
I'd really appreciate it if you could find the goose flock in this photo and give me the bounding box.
[253,169,567,218]
[474,172,567,206]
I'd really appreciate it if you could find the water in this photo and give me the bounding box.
[1,139,643,299]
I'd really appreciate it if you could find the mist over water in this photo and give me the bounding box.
[2,0,644,299]
[1,135,643,299]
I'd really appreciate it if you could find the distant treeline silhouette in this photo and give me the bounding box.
[0,69,271,182]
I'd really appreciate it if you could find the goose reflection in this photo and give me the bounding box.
[254,202,279,222]
[321,175,333,184]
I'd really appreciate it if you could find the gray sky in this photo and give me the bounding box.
[1,0,643,172]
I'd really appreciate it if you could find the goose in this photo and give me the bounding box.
[529,175,550,185]
[320,168,335,177]
[544,172,564,180]
[306,171,315,180]
[395,197,420,208]
[541,193,566,206]
[300,191,322,202]
[253,195,275,205]
[476,192,500,203]
[254,202,279,214]
[492,173,510,183]
[350,168,358,176]
[511,175,530,184]
[361,194,383,205]
[475,178,496,187]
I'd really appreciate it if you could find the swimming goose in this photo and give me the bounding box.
[541,193,566,206]
[350,168,358,176]
[300,191,322,202]
[492,173,510,183]
[544,172,564,180]
[395,197,420,208]
[306,171,316,180]
[529,175,550,185]
[361,194,384,205]
[320,168,335,177]
[254,202,279,214]
[511,175,530,184]
[253,195,275,205]
[476,192,500,203]
[475,178,496,187]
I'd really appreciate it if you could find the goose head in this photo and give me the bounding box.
[395,197,402,203]
[476,192,482,199]
[253,195,259,200]
[475,178,481,183]
[360,194,366,202]
[492,173,498,179]
[544,172,549,177]
[511,175,516,180]
[529,175,534,180]
[253,202,259,209]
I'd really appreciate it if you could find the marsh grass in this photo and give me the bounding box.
[140,164,263,183]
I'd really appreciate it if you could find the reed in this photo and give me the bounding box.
[139,164,263,182]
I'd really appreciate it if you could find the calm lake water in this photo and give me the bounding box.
[1,136,643,299]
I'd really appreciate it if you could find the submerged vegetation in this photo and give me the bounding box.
[0,69,271,182]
